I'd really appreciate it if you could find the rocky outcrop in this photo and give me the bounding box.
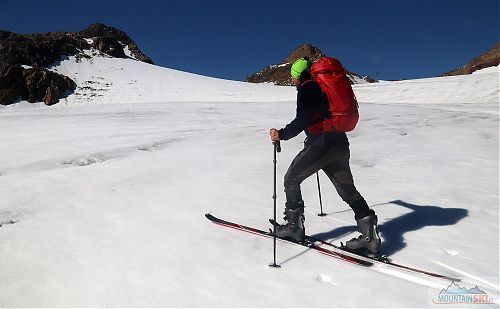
[0,30,89,69]
[91,36,126,58]
[0,30,85,105]
[79,23,153,64]
[0,65,24,104]
[23,68,76,105]
[246,43,376,85]
[0,23,153,105]
[442,43,500,76]
[0,65,76,105]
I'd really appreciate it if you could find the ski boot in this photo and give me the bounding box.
[275,201,305,242]
[345,209,381,256]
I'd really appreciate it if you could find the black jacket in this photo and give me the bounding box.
[278,72,349,146]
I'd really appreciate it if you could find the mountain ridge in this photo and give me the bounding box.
[442,43,499,76]
[0,23,153,106]
[245,43,377,85]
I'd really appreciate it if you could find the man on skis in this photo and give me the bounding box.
[269,57,381,255]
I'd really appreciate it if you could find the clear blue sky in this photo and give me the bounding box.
[1,0,498,81]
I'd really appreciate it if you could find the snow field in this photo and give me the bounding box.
[0,55,498,307]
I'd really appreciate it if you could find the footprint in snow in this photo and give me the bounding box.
[351,159,376,168]
[443,248,472,260]
[443,248,459,256]
[317,274,339,286]
[137,142,163,152]
[0,218,20,227]
[137,138,183,152]
[62,153,108,166]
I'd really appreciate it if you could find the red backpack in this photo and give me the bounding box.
[308,57,359,133]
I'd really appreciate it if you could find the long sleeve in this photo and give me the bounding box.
[278,98,311,140]
[278,82,322,141]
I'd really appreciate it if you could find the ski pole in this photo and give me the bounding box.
[316,171,326,216]
[269,141,281,268]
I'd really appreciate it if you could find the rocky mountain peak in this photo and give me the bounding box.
[79,23,153,64]
[246,43,376,86]
[282,43,324,64]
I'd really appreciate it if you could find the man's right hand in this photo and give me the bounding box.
[269,128,280,143]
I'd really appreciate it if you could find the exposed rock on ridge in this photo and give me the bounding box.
[79,23,153,64]
[0,23,153,105]
[246,43,377,86]
[442,43,500,76]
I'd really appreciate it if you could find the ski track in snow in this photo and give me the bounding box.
[0,137,186,175]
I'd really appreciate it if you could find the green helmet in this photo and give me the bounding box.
[290,57,312,79]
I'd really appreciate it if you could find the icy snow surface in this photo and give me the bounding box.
[0,54,498,307]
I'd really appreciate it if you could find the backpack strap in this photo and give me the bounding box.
[299,79,314,87]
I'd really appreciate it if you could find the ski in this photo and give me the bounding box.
[269,218,461,281]
[205,213,372,266]
[206,213,460,282]
[307,234,461,281]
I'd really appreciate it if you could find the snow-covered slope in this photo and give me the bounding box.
[49,50,295,104]
[0,56,498,307]
[50,50,498,106]
[353,66,499,109]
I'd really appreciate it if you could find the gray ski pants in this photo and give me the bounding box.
[284,144,369,218]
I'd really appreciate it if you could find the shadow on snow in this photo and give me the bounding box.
[311,199,469,256]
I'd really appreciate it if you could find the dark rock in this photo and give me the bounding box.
[0,30,83,105]
[0,30,89,68]
[79,23,154,64]
[442,43,500,76]
[22,67,76,105]
[282,43,325,64]
[91,36,126,58]
[0,65,75,105]
[363,75,378,83]
[0,65,25,104]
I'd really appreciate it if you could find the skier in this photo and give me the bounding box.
[269,57,381,255]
